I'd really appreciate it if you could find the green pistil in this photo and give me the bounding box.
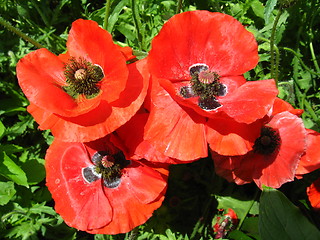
[190,70,221,99]
[63,57,104,99]
[253,126,281,155]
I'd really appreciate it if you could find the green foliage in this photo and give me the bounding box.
[0,0,319,239]
[259,187,320,239]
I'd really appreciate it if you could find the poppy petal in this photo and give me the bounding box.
[148,11,258,79]
[89,160,167,234]
[158,75,247,119]
[220,79,278,124]
[16,49,85,117]
[115,112,178,164]
[66,19,129,103]
[206,115,262,155]
[28,60,148,142]
[253,112,306,188]
[296,129,320,178]
[272,98,304,116]
[144,79,208,161]
[45,140,113,231]
[307,178,320,210]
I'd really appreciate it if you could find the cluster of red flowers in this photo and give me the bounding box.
[16,10,320,234]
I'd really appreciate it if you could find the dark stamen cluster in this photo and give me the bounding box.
[253,126,281,155]
[179,63,227,110]
[82,151,130,189]
[63,57,104,99]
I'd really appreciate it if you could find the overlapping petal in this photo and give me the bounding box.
[17,19,147,142]
[45,137,168,234]
[28,59,149,142]
[148,11,259,79]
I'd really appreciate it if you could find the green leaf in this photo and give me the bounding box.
[0,120,5,140]
[0,181,16,205]
[107,0,128,33]
[250,0,265,19]
[21,158,45,185]
[0,151,28,187]
[264,0,277,24]
[216,196,256,221]
[228,229,254,240]
[259,187,320,240]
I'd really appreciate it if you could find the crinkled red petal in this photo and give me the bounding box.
[67,19,129,103]
[272,98,304,116]
[307,178,320,210]
[158,75,247,119]
[148,11,258,79]
[115,112,178,164]
[254,112,306,188]
[207,115,262,156]
[16,48,93,117]
[144,78,208,161]
[88,160,168,234]
[45,140,113,231]
[219,79,278,124]
[28,60,149,142]
[212,112,306,188]
[296,129,320,178]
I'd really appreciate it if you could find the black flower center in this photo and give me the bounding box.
[179,63,227,110]
[82,151,130,189]
[63,57,104,99]
[253,126,281,155]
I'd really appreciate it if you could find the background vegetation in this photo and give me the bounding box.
[0,0,320,239]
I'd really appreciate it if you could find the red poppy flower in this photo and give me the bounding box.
[212,111,306,188]
[17,19,148,142]
[296,129,320,178]
[307,178,320,210]
[213,208,238,239]
[45,131,168,234]
[148,10,278,124]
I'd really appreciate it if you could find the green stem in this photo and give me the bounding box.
[282,47,320,76]
[309,42,320,73]
[131,0,143,50]
[0,16,45,49]
[270,7,282,86]
[176,0,183,14]
[103,0,112,30]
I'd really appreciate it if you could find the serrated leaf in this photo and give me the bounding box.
[0,181,16,205]
[0,151,28,187]
[264,0,277,24]
[259,188,320,240]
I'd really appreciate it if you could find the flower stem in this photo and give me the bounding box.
[176,0,183,14]
[131,0,144,50]
[282,47,320,76]
[0,16,45,49]
[270,7,282,86]
[309,42,320,73]
[103,0,112,30]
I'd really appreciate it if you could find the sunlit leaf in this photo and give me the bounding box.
[0,151,28,187]
[0,181,16,205]
[264,0,278,24]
